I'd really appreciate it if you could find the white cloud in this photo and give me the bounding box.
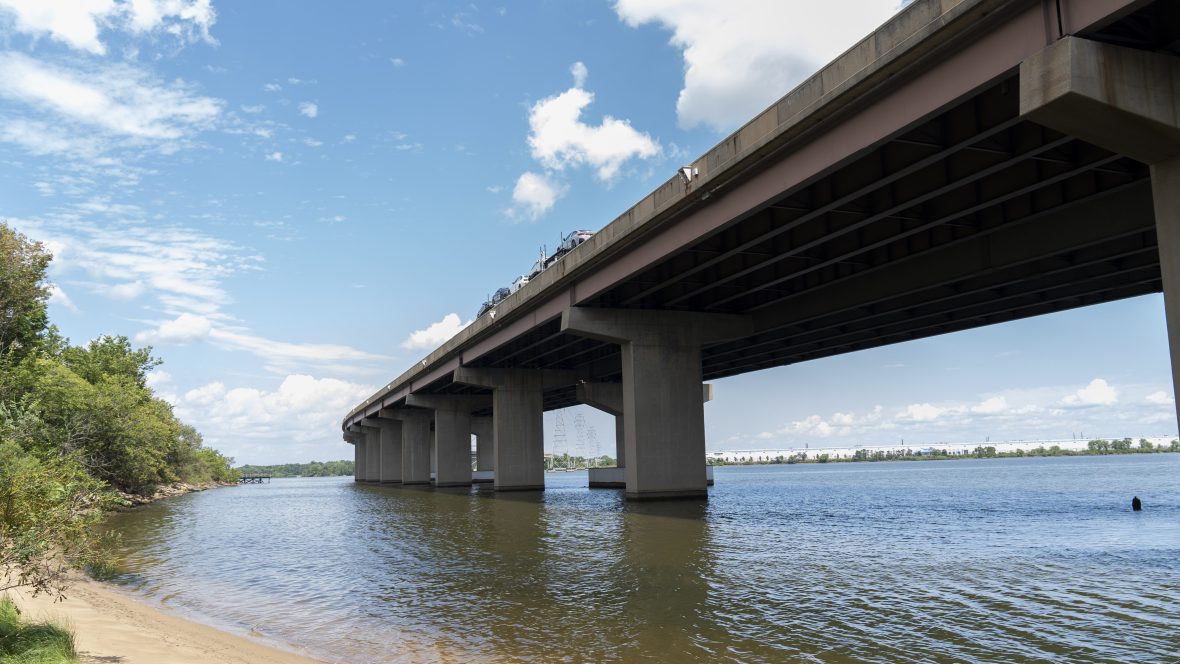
[0,0,215,55]
[898,403,944,422]
[570,61,588,88]
[265,151,283,162]
[47,283,77,312]
[207,328,387,368]
[525,63,660,181]
[615,0,898,131]
[972,396,1008,414]
[511,171,565,220]
[240,104,264,114]
[176,374,375,446]
[100,280,145,300]
[401,313,469,351]
[0,52,222,165]
[136,312,212,344]
[298,101,318,118]
[1063,378,1118,406]
[144,369,171,389]
[262,82,281,92]
[390,57,405,67]
[1146,391,1174,406]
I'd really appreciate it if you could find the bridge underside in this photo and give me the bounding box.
[416,1,1179,412]
[347,0,1180,498]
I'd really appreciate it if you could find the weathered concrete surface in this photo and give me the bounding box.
[361,425,381,483]
[382,409,432,485]
[1021,37,1180,165]
[377,419,402,483]
[1154,158,1180,434]
[406,395,489,487]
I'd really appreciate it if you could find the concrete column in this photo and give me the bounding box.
[562,307,750,500]
[406,395,490,488]
[1021,36,1180,431]
[371,419,402,483]
[454,367,576,491]
[361,425,381,482]
[347,425,370,482]
[1154,158,1180,431]
[345,432,363,482]
[382,408,432,485]
[579,381,715,488]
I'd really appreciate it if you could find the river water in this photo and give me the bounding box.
[106,455,1180,663]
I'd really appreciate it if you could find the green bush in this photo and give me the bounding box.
[0,434,115,600]
[0,596,78,664]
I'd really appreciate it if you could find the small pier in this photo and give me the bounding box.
[239,475,272,484]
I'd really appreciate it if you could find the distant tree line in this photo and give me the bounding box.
[708,438,1180,466]
[545,453,615,470]
[0,223,238,599]
[236,460,354,477]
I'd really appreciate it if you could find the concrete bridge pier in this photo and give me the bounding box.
[454,367,575,491]
[562,308,750,500]
[382,408,432,485]
[564,306,750,500]
[406,395,490,487]
[344,430,363,482]
[361,418,400,483]
[472,416,494,483]
[362,417,402,483]
[578,381,716,488]
[1021,36,1180,432]
[357,424,381,483]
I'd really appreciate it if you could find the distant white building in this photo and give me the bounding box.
[706,435,1177,462]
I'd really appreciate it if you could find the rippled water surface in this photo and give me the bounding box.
[106,456,1180,663]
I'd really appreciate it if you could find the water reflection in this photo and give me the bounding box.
[106,457,1180,663]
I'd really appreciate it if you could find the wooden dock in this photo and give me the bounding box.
[239,475,271,484]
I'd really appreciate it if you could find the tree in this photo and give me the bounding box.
[0,224,51,360]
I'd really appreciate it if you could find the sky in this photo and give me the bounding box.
[0,0,1175,466]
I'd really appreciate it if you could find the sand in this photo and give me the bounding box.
[9,577,325,664]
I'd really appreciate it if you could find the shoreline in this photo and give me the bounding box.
[112,480,239,510]
[8,575,325,664]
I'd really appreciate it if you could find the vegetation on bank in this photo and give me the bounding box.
[0,223,238,599]
[0,597,78,664]
[708,438,1180,465]
[236,460,354,477]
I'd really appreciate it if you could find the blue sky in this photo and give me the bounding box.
[1,1,1175,465]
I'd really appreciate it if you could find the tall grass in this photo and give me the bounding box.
[0,597,77,664]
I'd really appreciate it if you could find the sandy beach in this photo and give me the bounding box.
[9,576,324,664]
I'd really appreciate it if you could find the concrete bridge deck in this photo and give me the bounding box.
[344,0,1180,500]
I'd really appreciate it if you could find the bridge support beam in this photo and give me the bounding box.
[344,431,363,482]
[472,416,494,482]
[358,424,381,483]
[406,395,490,487]
[1021,36,1180,433]
[362,418,402,483]
[381,409,432,485]
[578,382,718,488]
[454,367,576,491]
[562,308,750,500]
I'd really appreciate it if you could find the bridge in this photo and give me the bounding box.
[343,0,1180,500]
